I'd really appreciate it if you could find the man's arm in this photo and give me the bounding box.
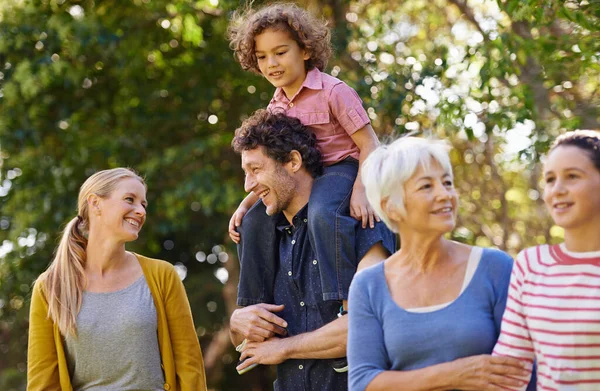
[236,243,389,371]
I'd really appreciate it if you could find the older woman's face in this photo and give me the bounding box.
[400,158,457,234]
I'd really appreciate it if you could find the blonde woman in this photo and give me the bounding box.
[27,168,206,391]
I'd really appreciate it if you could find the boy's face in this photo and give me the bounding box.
[254,28,310,99]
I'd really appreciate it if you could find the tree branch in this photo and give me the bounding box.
[446,0,488,39]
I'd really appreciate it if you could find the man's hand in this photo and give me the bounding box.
[230,303,288,342]
[236,337,289,372]
[350,183,380,229]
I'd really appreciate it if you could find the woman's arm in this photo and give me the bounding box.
[365,355,530,391]
[348,271,530,391]
[27,281,61,391]
[164,267,208,391]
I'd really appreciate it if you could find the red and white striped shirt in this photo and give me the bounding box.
[493,244,600,391]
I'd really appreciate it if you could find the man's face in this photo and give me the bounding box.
[242,147,296,216]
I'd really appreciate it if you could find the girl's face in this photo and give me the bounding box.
[543,145,600,231]
[254,28,310,99]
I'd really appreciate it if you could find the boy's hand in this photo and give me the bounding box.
[350,184,380,229]
[229,204,249,243]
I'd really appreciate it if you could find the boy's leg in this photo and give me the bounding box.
[308,159,358,374]
[307,159,359,302]
[236,200,278,306]
[308,159,397,373]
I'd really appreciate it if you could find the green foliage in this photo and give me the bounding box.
[0,0,597,389]
[0,0,270,388]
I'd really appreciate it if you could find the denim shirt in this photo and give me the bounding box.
[272,205,347,391]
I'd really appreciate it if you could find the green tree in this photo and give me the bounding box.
[0,0,271,388]
[0,0,598,389]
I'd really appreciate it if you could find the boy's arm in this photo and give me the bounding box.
[228,192,260,243]
[350,124,380,228]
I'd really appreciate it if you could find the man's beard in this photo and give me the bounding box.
[264,168,296,216]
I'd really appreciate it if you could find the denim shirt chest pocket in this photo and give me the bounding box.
[297,111,335,136]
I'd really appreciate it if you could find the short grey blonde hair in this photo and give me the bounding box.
[362,137,453,232]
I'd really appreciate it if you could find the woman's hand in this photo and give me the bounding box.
[447,354,531,391]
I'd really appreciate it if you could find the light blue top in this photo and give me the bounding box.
[347,248,513,391]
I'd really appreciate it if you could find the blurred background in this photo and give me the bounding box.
[0,0,598,389]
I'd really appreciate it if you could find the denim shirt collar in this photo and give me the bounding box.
[275,204,309,233]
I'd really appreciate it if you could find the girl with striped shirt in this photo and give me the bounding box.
[494,130,600,390]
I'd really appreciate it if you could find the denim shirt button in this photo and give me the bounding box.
[300,301,305,307]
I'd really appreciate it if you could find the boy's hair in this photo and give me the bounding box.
[232,109,323,178]
[227,2,332,75]
[550,130,600,172]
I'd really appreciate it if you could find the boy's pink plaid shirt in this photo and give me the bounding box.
[268,68,370,166]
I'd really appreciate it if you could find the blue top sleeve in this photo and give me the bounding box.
[348,268,388,391]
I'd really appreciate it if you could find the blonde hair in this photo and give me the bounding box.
[362,137,452,233]
[36,168,145,336]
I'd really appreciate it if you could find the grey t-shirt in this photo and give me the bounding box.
[65,276,165,391]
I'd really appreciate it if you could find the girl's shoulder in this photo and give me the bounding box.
[515,244,551,265]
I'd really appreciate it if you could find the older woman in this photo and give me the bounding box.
[347,137,533,391]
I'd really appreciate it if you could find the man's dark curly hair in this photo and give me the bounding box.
[550,130,600,172]
[232,109,323,178]
[227,2,332,75]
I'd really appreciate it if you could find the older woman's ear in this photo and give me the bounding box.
[381,197,403,228]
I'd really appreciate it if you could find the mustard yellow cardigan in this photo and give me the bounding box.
[27,254,207,391]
